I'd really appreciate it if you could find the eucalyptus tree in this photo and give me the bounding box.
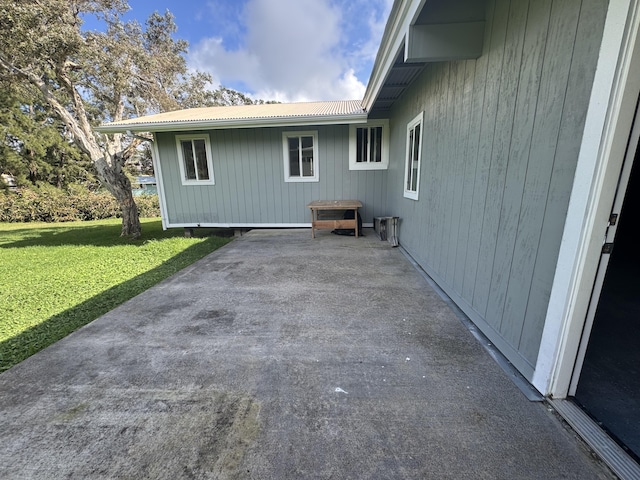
[0,84,92,188]
[0,0,221,237]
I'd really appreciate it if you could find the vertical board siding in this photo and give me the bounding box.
[473,0,511,319]
[453,60,479,294]
[517,0,610,361]
[157,125,387,226]
[484,0,529,331]
[386,0,607,378]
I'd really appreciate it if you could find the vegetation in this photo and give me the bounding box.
[0,185,159,222]
[0,86,94,188]
[0,219,233,372]
[0,1,260,238]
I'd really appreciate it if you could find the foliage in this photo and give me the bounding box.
[0,218,233,372]
[0,1,271,236]
[0,84,95,188]
[210,86,280,107]
[0,184,159,222]
[0,1,244,237]
[0,1,273,237]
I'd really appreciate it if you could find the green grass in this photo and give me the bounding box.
[0,218,233,372]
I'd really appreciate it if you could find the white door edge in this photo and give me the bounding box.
[532,0,640,397]
[568,103,640,396]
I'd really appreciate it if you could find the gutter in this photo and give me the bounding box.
[96,113,369,134]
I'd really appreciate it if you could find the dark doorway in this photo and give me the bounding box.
[573,148,640,460]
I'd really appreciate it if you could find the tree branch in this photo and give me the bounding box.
[0,54,102,161]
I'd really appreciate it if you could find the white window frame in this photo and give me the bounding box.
[175,134,215,186]
[349,120,390,170]
[282,130,319,182]
[403,112,424,200]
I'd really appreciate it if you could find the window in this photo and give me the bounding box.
[403,112,423,200]
[176,134,214,185]
[282,131,319,182]
[349,120,389,170]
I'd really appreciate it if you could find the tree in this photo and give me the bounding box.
[0,83,94,188]
[0,1,235,237]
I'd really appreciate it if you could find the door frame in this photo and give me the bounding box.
[532,0,640,398]
[568,101,640,396]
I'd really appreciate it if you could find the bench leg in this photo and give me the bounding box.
[355,208,359,238]
[310,209,315,238]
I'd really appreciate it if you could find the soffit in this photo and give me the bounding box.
[365,0,488,117]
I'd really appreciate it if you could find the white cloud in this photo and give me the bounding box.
[188,0,390,103]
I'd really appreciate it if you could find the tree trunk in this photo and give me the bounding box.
[111,176,141,239]
[119,190,141,239]
[94,156,141,239]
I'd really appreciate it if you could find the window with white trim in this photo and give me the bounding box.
[403,112,423,200]
[349,120,389,170]
[282,131,318,182]
[176,134,214,185]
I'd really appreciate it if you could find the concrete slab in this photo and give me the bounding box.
[0,229,616,479]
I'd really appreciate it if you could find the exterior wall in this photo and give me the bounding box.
[386,0,608,379]
[156,125,388,226]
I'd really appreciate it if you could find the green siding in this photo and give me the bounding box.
[156,125,388,226]
[386,0,608,378]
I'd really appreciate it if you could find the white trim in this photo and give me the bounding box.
[96,114,368,133]
[282,131,319,183]
[349,120,390,170]
[532,0,640,397]
[165,222,375,229]
[175,134,215,186]
[568,123,639,396]
[168,223,311,229]
[403,112,424,200]
[151,134,169,230]
[363,0,426,111]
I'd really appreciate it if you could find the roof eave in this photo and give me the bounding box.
[96,113,369,133]
[363,0,424,112]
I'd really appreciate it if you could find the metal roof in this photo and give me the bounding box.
[97,100,367,133]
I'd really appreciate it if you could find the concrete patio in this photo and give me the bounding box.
[0,229,615,479]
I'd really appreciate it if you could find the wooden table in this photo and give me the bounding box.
[307,200,362,238]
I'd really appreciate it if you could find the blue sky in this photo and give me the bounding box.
[85,0,393,103]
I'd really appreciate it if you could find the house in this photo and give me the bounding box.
[1,174,17,191]
[131,175,157,196]
[102,101,381,228]
[99,0,640,473]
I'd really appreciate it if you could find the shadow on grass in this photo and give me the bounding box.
[0,235,232,373]
[0,219,234,249]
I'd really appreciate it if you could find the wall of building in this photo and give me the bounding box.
[385,0,608,379]
[155,125,389,226]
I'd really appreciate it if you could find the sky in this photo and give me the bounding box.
[85,0,393,103]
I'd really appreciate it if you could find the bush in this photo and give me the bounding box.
[0,185,160,222]
[135,194,160,218]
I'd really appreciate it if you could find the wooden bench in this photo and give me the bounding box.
[307,200,362,238]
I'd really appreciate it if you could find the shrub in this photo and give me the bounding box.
[0,185,160,222]
[135,194,161,218]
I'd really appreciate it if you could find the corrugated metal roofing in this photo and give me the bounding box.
[98,100,367,132]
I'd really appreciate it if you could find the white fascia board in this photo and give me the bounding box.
[96,114,369,134]
[363,0,426,112]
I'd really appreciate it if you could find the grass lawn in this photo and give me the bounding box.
[0,218,233,372]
